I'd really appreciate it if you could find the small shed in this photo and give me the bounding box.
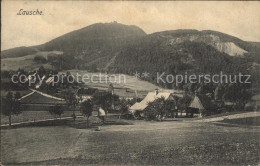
[188,94,217,116]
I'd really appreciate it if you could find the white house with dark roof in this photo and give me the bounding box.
[129,90,179,114]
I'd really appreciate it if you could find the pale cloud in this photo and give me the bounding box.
[1,1,260,50]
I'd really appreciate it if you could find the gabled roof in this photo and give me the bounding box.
[129,92,156,111]
[129,102,142,111]
[129,92,175,111]
[19,89,65,105]
[189,94,217,110]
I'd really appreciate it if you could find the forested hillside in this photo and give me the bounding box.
[109,30,260,90]
[36,22,146,69]
[2,23,259,90]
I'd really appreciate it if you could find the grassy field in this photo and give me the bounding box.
[1,111,81,125]
[1,51,62,71]
[64,70,162,91]
[63,70,182,98]
[1,118,259,165]
[221,116,260,126]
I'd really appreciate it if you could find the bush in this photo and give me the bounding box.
[49,104,64,118]
[143,97,175,121]
[143,108,158,120]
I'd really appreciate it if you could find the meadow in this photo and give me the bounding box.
[63,70,182,98]
[1,119,259,165]
[1,51,62,71]
[64,70,162,91]
[1,111,81,125]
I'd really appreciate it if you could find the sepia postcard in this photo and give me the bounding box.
[1,1,260,165]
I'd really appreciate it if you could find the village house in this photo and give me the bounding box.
[19,89,66,111]
[77,87,98,103]
[129,89,181,117]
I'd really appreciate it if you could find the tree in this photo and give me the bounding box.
[49,104,64,119]
[63,89,78,115]
[223,83,252,111]
[117,98,129,119]
[80,99,93,128]
[2,92,21,126]
[92,91,119,114]
[38,66,46,77]
[214,84,224,101]
[177,94,192,112]
[144,97,170,121]
[164,99,176,118]
[14,92,21,99]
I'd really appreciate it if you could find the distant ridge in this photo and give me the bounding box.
[2,22,260,85]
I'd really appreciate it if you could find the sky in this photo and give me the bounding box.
[1,1,260,50]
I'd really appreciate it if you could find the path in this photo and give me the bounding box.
[195,111,260,122]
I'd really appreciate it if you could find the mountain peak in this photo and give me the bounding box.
[37,22,146,52]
